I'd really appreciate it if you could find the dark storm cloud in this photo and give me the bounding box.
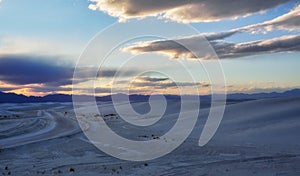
[0,55,74,85]
[0,55,141,85]
[0,55,145,94]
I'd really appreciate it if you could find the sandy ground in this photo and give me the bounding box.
[0,98,300,175]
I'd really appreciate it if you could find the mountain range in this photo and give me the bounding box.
[1,89,300,103]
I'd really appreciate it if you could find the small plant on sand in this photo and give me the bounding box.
[69,167,75,173]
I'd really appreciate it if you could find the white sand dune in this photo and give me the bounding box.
[0,110,80,149]
[0,98,299,175]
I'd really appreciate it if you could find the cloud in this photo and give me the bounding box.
[243,4,300,33]
[217,35,300,58]
[123,36,201,59]
[208,4,300,35]
[139,76,169,82]
[123,34,228,59]
[131,76,210,89]
[0,55,74,85]
[124,35,300,59]
[123,4,300,59]
[204,31,241,41]
[0,79,75,96]
[93,75,211,95]
[0,55,143,84]
[88,0,290,23]
[97,68,139,78]
[0,55,146,95]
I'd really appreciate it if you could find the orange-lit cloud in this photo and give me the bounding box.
[123,5,300,60]
[124,34,300,59]
[89,0,290,23]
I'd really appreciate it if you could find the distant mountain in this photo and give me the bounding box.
[0,89,300,103]
[0,92,72,103]
[226,89,300,100]
[0,91,29,103]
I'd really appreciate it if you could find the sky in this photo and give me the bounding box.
[0,0,299,96]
